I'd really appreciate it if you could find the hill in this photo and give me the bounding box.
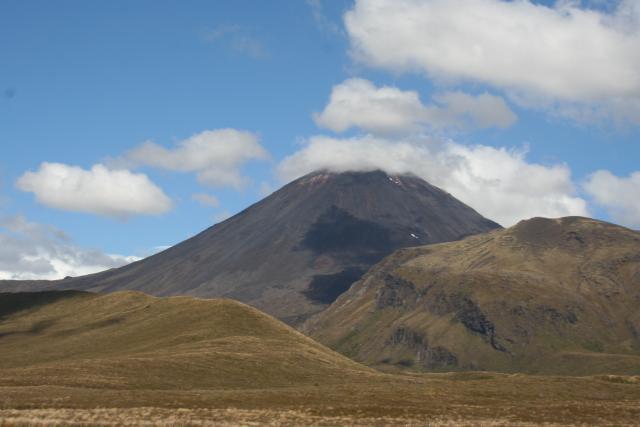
[0,290,371,390]
[1,290,640,426]
[304,217,640,375]
[1,170,500,324]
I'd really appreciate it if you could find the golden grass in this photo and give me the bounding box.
[1,374,639,426]
[1,291,639,426]
[3,407,631,427]
[0,291,371,391]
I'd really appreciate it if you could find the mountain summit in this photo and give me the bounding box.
[2,170,500,324]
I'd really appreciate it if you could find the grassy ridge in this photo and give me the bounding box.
[306,217,640,375]
[0,290,371,390]
[1,290,639,425]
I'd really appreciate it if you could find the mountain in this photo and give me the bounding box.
[304,217,640,375]
[1,170,500,324]
[0,290,371,390]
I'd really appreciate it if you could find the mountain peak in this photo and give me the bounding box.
[294,169,447,197]
[298,169,407,184]
[3,171,500,325]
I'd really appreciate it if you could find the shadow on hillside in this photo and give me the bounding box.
[0,319,58,339]
[0,290,89,321]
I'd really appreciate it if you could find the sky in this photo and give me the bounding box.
[1,0,639,280]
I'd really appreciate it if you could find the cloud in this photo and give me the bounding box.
[313,78,516,135]
[118,129,269,189]
[192,193,220,208]
[432,91,517,130]
[0,215,138,280]
[16,163,172,219]
[314,79,426,134]
[584,170,640,228]
[202,25,269,59]
[278,135,588,226]
[345,0,640,122]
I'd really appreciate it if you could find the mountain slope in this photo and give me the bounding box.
[1,170,500,324]
[0,290,372,390]
[304,217,640,375]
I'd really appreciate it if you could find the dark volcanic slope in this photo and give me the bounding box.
[304,217,640,375]
[1,170,499,323]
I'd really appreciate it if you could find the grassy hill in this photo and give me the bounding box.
[0,290,371,390]
[305,216,640,375]
[1,289,639,425]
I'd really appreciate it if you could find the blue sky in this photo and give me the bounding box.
[1,0,639,279]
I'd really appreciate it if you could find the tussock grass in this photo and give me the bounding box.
[1,291,639,426]
[0,406,639,427]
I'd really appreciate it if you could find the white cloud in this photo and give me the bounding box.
[313,78,516,135]
[345,0,640,122]
[16,163,172,219]
[0,215,138,280]
[314,78,427,134]
[443,143,589,227]
[118,129,269,189]
[584,170,640,228]
[278,135,588,226]
[192,192,220,208]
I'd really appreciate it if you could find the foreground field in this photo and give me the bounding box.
[2,373,639,426]
[1,291,639,426]
[1,404,638,427]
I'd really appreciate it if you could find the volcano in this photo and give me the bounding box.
[2,170,500,324]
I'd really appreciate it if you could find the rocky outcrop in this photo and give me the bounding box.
[387,326,458,369]
[375,273,419,309]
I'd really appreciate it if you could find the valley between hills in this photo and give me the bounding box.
[1,171,639,426]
